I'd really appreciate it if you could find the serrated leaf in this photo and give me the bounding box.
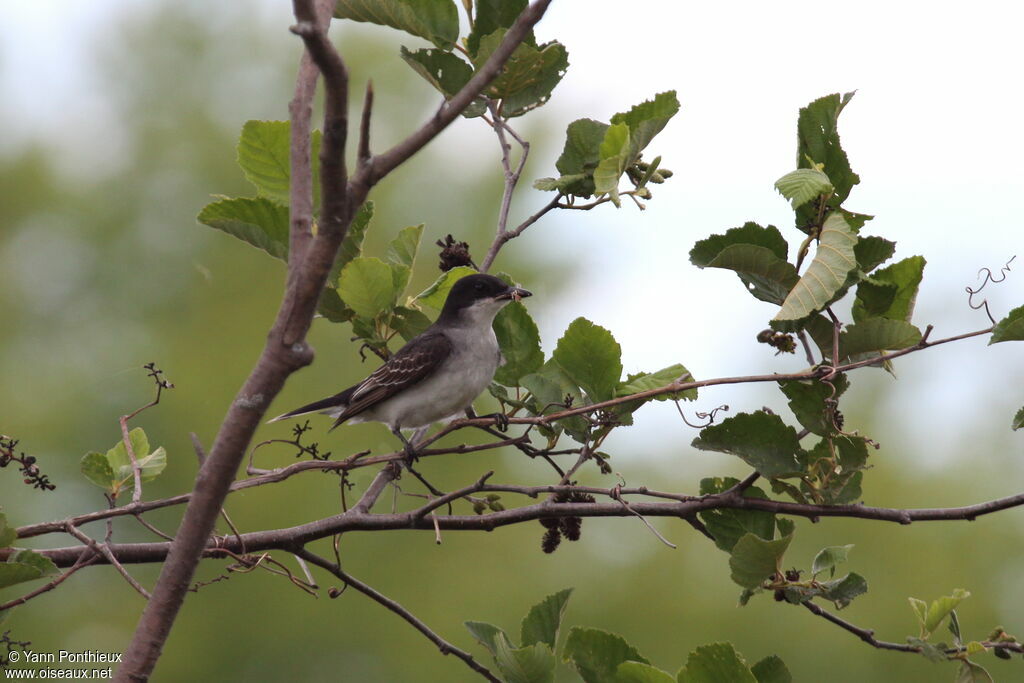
[692,412,803,479]
[533,174,588,192]
[552,118,610,197]
[520,588,572,649]
[552,318,622,402]
[465,620,509,656]
[609,91,680,162]
[774,168,833,209]
[494,637,556,683]
[563,627,648,683]
[990,305,1024,344]
[956,660,994,683]
[415,265,477,309]
[1012,407,1024,431]
[467,0,532,55]
[677,642,758,683]
[198,197,290,261]
[81,451,115,491]
[794,92,859,231]
[854,235,896,273]
[521,363,588,442]
[237,120,321,206]
[472,31,568,117]
[924,589,970,637]
[698,479,777,553]
[811,544,854,578]
[0,514,16,548]
[852,256,926,323]
[9,550,58,579]
[618,364,696,402]
[614,661,675,683]
[908,598,928,627]
[840,319,922,360]
[906,637,946,663]
[778,375,849,437]
[338,257,401,319]
[106,428,165,495]
[390,306,432,341]
[385,224,424,269]
[774,212,858,323]
[750,655,792,683]
[819,572,867,608]
[729,533,793,590]
[334,0,459,50]
[592,122,631,205]
[690,224,797,305]
[494,302,544,386]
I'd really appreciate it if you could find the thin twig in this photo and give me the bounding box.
[0,549,98,611]
[294,548,500,683]
[65,524,151,600]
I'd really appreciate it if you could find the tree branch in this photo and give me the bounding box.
[293,548,500,682]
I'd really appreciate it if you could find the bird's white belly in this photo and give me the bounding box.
[360,329,501,429]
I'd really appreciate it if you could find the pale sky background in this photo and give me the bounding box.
[1,0,1021,470]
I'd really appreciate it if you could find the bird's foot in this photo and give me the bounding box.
[484,412,510,432]
[402,440,420,465]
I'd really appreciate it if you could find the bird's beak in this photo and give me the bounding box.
[498,286,532,303]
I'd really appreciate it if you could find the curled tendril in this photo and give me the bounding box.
[674,402,730,428]
[966,255,1016,324]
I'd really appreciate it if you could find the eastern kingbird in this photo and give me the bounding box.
[268,273,532,457]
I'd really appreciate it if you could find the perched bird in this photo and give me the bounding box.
[268,273,531,458]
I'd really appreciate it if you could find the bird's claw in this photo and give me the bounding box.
[486,412,510,432]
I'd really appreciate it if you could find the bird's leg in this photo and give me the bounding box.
[391,425,419,463]
[465,406,509,432]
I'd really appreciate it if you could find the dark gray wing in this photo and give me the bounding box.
[330,331,452,429]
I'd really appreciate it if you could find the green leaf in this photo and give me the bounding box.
[81,451,115,491]
[990,305,1024,344]
[698,478,777,553]
[956,660,994,683]
[334,0,459,50]
[609,91,680,162]
[552,318,623,402]
[237,120,321,206]
[774,212,858,323]
[338,257,401,319]
[329,201,374,285]
[924,589,970,637]
[0,550,58,590]
[908,598,928,628]
[385,224,424,269]
[399,48,484,117]
[677,643,758,683]
[906,636,946,663]
[415,266,477,309]
[390,306,432,341]
[729,533,793,590]
[197,197,290,261]
[778,375,849,437]
[614,661,675,683]
[819,572,868,608]
[494,302,544,387]
[948,609,963,646]
[0,514,16,548]
[551,118,610,197]
[840,319,922,360]
[593,122,631,206]
[853,236,896,273]
[1012,407,1024,431]
[534,174,588,192]
[467,0,532,56]
[750,656,792,683]
[811,545,854,578]
[774,168,833,209]
[563,627,648,683]
[472,31,568,118]
[618,364,696,402]
[494,637,556,683]
[521,362,588,442]
[692,412,803,479]
[103,428,166,495]
[852,256,926,323]
[794,92,859,231]
[465,620,509,656]
[689,224,797,305]
[520,588,572,649]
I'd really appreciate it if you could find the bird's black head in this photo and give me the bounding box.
[438,273,532,325]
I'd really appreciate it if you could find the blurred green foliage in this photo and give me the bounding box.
[1,3,1022,682]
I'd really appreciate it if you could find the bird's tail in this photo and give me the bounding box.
[266,390,351,424]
